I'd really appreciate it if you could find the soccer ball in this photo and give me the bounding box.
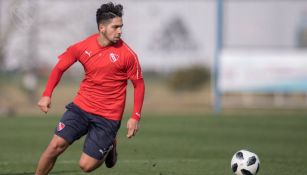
[231,149,260,175]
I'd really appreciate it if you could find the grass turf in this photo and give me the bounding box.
[0,112,306,175]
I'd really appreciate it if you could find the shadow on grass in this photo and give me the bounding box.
[0,170,79,175]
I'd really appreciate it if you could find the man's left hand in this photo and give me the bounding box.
[126,118,139,139]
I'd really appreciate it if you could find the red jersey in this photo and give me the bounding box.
[43,34,144,121]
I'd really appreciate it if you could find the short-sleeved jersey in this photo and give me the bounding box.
[57,34,142,121]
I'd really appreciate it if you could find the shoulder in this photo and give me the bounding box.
[118,40,138,59]
[74,34,98,48]
[69,34,98,55]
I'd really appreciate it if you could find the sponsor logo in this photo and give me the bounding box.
[109,53,119,63]
[57,122,65,131]
[135,112,141,117]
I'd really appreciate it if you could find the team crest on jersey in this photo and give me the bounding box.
[109,53,119,63]
[57,122,65,131]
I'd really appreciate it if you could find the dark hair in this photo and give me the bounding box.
[96,2,123,26]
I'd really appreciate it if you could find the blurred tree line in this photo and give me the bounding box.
[167,66,211,91]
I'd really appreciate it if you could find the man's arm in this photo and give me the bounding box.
[38,56,76,113]
[126,78,145,138]
[37,66,65,113]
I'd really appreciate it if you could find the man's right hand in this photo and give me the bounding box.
[37,96,51,114]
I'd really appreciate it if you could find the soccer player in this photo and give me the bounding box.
[35,2,145,174]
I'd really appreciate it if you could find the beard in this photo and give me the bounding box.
[102,31,120,44]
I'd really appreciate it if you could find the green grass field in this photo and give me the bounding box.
[0,112,307,175]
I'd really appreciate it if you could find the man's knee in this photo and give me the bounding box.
[79,154,103,173]
[79,161,102,173]
[46,135,69,157]
[79,164,94,173]
[48,142,66,155]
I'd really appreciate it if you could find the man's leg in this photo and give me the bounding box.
[78,137,114,172]
[78,114,120,172]
[79,153,104,173]
[35,135,70,175]
[78,139,117,172]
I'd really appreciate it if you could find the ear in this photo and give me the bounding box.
[98,23,106,33]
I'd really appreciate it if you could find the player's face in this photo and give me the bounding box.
[99,17,123,44]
